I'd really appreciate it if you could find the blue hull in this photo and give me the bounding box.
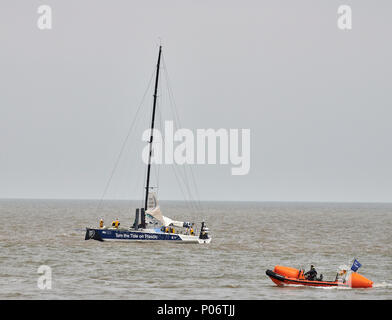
[85,227,183,242]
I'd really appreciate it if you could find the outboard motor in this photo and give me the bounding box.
[317,274,323,281]
[199,221,210,240]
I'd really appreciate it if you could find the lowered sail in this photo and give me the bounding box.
[146,192,191,228]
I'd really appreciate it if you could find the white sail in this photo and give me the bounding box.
[146,191,158,210]
[146,192,188,227]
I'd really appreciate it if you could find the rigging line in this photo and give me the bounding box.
[186,157,203,211]
[174,156,199,212]
[162,56,182,131]
[143,51,163,208]
[157,69,166,197]
[158,78,197,213]
[141,89,157,209]
[170,152,198,213]
[132,155,143,205]
[173,165,197,214]
[156,88,197,213]
[96,68,155,214]
[153,81,164,197]
[166,131,199,211]
[161,57,200,213]
[155,69,196,212]
[162,55,203,213]
[178,156,199,212]
[157,96,197,214]
[144,45,163,211]
[139,90,154,209]
[141,163,147,209]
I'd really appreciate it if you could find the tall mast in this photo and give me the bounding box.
[144,45,162,210]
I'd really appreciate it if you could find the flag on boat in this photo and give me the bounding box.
[351,259,362,272]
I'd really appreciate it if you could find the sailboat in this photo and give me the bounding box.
[85,46,211,244]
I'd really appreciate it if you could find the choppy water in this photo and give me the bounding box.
[0,199,391,299]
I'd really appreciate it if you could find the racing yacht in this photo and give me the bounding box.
[85,46,211,244]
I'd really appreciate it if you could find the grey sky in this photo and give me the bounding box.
[0,1,391,202]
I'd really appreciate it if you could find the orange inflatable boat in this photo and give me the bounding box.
[266,265,373,288]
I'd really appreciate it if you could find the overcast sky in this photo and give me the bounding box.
[0,1,391,202]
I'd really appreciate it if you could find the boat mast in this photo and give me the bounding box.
[144,45,162,211]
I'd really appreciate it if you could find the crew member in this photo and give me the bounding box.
[304,265,317,281]
[99,219,104,228]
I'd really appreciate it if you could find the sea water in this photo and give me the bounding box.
[0,200,391,299]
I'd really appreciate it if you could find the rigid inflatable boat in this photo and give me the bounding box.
[266,265,373,288]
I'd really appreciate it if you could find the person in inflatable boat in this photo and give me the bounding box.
[304,265,317,280]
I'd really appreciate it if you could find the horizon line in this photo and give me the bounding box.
[0,197,391,205]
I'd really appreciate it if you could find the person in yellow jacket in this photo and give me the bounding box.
[99,218,104,228]
[111,219,120,228]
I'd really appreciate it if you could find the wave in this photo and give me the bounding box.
[373,282,392,288]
